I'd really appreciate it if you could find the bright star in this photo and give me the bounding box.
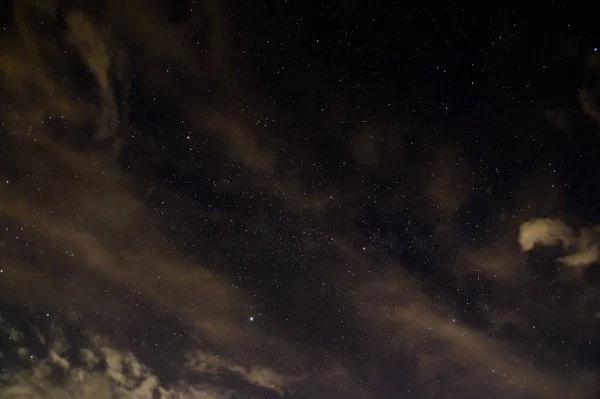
[249,316,254,322]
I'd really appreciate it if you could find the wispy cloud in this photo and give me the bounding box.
[348,271,598,398]
[579,54,600,127]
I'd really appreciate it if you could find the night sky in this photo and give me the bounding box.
[1,1,600,398]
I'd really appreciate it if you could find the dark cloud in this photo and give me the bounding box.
[349,272,597,399]
[545,107,573,136]
[579,54,600,127]
[1,1,600,398]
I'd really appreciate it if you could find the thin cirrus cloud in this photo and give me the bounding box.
[0,2,360,397]
[349,271,598,399]
[579,54,600,127]
[1,1,600,398]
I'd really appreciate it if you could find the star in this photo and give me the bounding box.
[249,316,254,322]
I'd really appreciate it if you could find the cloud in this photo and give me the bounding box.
[350,121,408,170]
[184,350,300,396]
[519,218,599,267]
[352,129,380,166]
[0,6,278,357]
[579,54,600,127]
[98,1,336,215]
[3,1,597,398]
[0,24,294,399]
[518,219,575,250]
[0,323,245,399]
[545,107,572,136]
[0,7,358,397]
[348,272,598,399]
[202,109,276,173]
[0,319,363,398]
[64,10,125,141]
[418,140,479,217]
[464,244,523,280]
[578,89,600,126]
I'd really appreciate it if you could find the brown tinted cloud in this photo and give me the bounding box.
[0,1,354,397]
[579,54,600,127]
[349,270,598,399]
[1,1,599,398]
